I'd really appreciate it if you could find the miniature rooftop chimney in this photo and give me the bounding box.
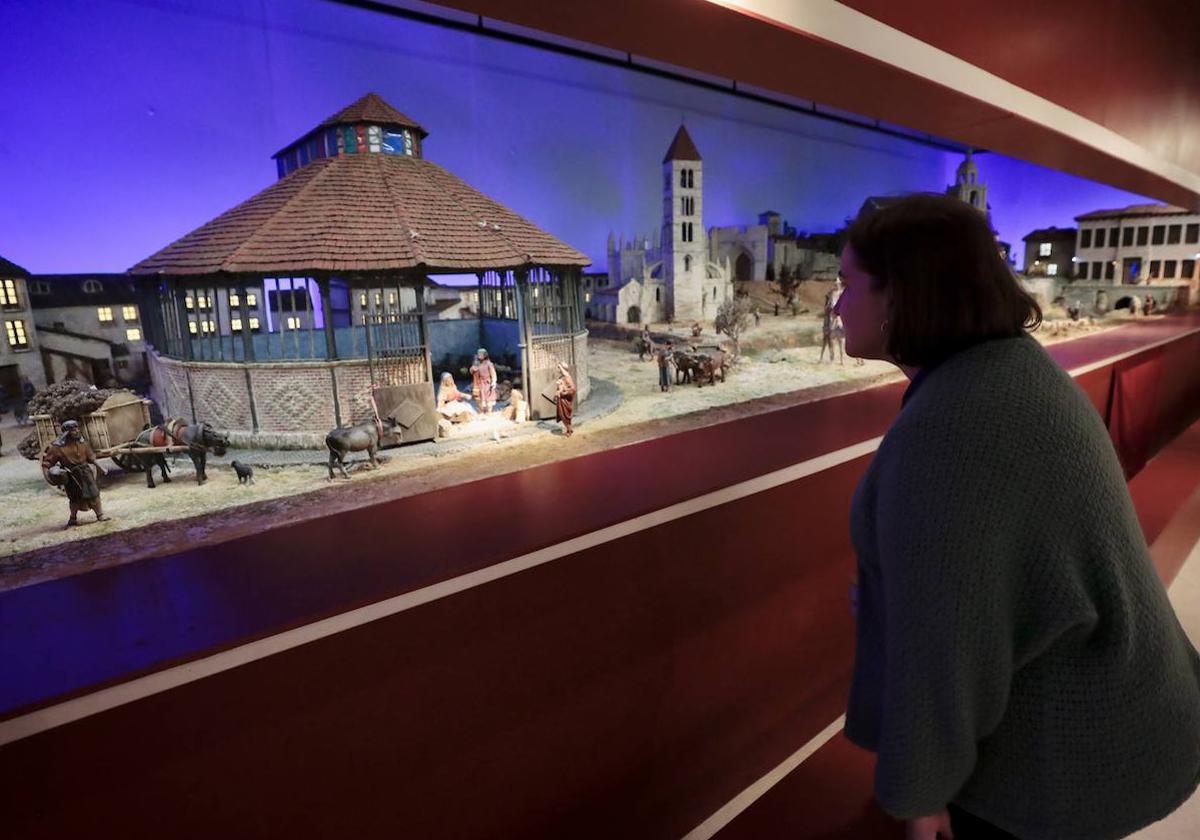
[272,92,430,180]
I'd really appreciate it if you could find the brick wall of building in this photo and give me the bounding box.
[247,365,338,433]
[573,330,591,401]
[189,366,253,430]
[334,363,375,426]
[149,350,382,435]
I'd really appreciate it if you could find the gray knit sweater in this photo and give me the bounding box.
[845,334,1200,840]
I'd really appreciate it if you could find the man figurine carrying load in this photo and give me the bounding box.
[470,348,498,414]
[42,419,110,529]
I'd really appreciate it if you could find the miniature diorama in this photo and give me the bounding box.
[1,11,1196,577]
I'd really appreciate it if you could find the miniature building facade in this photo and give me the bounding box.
[131,93,590,443]
[1074,205,1200,296]
[600,126,733,325]
[709,213,841,284]
[1022,227,1078,278]
[0,256,47,401]
[28,274,148,387]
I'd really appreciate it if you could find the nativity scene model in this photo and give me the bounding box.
[128,93,592,448]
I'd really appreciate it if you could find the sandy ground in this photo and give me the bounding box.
[0,307,1136,587]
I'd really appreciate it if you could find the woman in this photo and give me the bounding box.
[470,348,498,414]
[436,372,476,422]
[554,362,575,437]
[836,194,1200,840]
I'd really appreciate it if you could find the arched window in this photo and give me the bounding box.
[655,287,661,302]
[684,255,692,272]
[82,279,103,294]
[680,169,687,188]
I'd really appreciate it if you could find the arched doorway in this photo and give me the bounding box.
[735,252,752,283]
[627,305,641,324]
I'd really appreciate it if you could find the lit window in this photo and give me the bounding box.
[82,279,103,294]
[359,292,368,307]
[229,293,240,308]
[231,318,243,331]
[196,295,209,310]
[374,293,383,307]
[285,316,301,329]
[248,317,260,330]
[125,327,142,341]
[245,293,257,307]
[185,297,194,310]
[584,292,592,302]
[197,320,215,334]
[1046,264,1058,276]
[188,321,198,335]
[1038,242,1052,257]
[97,306,114,323]
[0,279,18,307]
[122,305,138,321]
[387,292,397,306]
[5,319,29,349]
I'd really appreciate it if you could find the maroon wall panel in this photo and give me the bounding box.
[0,458,869,840]
[840,0,1200,182]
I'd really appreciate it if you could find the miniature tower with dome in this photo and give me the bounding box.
[948,149,989,215]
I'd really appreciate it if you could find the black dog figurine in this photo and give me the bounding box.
[231,460,255,485]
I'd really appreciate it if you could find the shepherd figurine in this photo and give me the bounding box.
[42,419,110,529]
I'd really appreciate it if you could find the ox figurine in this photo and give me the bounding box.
[327,417,397,480]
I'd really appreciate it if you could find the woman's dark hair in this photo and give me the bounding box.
[846,192,1042,367]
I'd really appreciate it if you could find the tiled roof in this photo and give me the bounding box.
[1075,203,1191,221]
[30,274,141,307]
[1022,226,1076,241]
[0,255,30,277]
[129,154,590,275]
[662,125,701,164]
[319,92,428,137]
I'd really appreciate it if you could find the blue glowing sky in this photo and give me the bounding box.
[2,0,1153,274]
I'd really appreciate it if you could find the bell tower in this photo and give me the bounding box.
[661,125,705,321]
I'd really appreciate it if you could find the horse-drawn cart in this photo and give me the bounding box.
[33,391,192,477]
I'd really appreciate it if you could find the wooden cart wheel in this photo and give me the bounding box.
[110,451,146,472]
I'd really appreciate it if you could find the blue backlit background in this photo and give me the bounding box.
[2,0,1152,274]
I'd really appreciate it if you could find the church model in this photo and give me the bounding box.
[594,126,733,325]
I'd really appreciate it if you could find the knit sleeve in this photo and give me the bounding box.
[869,429,1022,819]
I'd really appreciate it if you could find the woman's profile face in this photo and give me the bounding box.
[836,246,891,361]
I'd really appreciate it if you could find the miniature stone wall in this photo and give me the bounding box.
[573,330,591,401]
[148,350,384,447]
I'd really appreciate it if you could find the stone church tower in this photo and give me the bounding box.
[661,125,706,321]
[949,149,988,215]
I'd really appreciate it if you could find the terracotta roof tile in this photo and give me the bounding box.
[129,155,590,276]
[319,92,428,137]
